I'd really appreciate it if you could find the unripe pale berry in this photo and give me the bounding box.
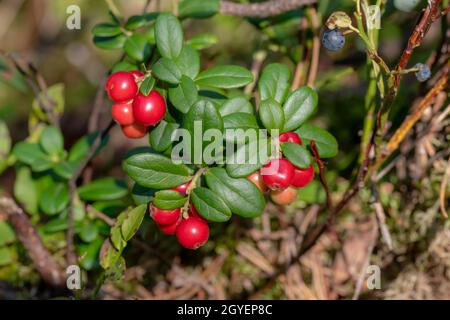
[121,123,148,139]
[132,91,166,126]
[112,101,134,126]
[261,158,295,190]
[247,172,267,193]
[150,205,181,226]
[322,29,345,52]
[414,63,431,82]
[176,217,209,250]
[105,71,138,102]
[279,132,302,145]
[291,165,315,188]
[270,186,299,205]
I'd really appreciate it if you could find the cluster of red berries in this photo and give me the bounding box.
[248,132,315,205]
[150,180,210,250]
[105,71,166,139]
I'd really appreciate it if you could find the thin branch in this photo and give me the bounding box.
[67,120,116,266]
[0,197,66,287]
[220,0,317,18]
[310,141,332,211]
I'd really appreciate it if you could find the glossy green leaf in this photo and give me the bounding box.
[219,97,253,117]
[223,113,259,144]
[79,224,99,243]
[131,184,156,205]
[153,190,187,210]
[155,13,183,59]
[39,126,64,156]
[140,76,155,96]
[205,168,265,218]
[152,57,182,84]
[68,132,109,163]
[259,98,285,132]
[258,63,291,103]
[281,142,311,169]
[91,23,122,37]
[13,142,53,172]
[78,178,128,201]
[124,33,152,62]
[39,182,69,215]
[283,87,318,132]
[93,34,127,49]
[123,153,192,189]
[121,204,147,241]
[179,0,220,18]
[191,187,231,222]
[186,33,218,50]
[296,124,339,158]
[226,137,270,178]
[195,65,253,89]
[53,161,78,180]
[174,45,200,79]
[149,120,179,152]
[168,75,198,113]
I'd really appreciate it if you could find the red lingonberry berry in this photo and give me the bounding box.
[176,217,209,250]
[121,123,147,139]
[279,132,302,145]
[261,158,295,190]
[150,206,181,226]
[112,101,134,126]
[170,180,192,195]
[132,91,166,126]
[270,186,299,205]
[130,70,144,79]
[291,165,315,188]
[159,217,181,235]
[105,71,138,102]
[189,205,201,219]
[247,172,267,193]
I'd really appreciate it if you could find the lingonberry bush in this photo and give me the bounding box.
[0,0,448,299]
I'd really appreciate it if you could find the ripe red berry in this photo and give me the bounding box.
[170,180,192,195]
[150,206,181,226]
[189,205,201,219]
[121,123,147,139]
[132,91,166,126]
[112,101,134,126]
[159,217,181,235]
[291,165,315,188]
[261,158,295,190]
[279,132,302,145]
[247,172,267,193]
[105,71,138,102]
[176,217,209,250]
[270,186,298,205]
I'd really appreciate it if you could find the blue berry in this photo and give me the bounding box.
[414,63,431,82]
[322,29,345,52]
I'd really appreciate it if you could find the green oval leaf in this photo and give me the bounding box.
[191,187,231,222]
[223,113,259,144]
[140,76,156,96]
[121,204,147,242]
[153,190,187,210]
[152,57,182,84]
[259,98,285,133]
[149,120,179,152]
[0,120,11,167]
[168,75,198,113]
[53,161,78,180]
[283,87,318,132]
[123,153,192,189]
[219,97,253,117]
[296,124,339,158]
[39,182,69,215]
[40,126,64,156]
[186,33,218,50]
[258,63,291,104]
[68,132,109,163]
[205,168,265,218]
[155,13,183,59]
[184,99,224,133]
[14,166,38,215]
[78,178,128,201]
[93,34,127,50]
[92,23,122,37]
[281,142,311,169]
[226,137,270,178]
[124,33,152,62]
[195,65,253,89]
[179,0,220,18]
[131,184,156,205]
[174,45,200,79]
